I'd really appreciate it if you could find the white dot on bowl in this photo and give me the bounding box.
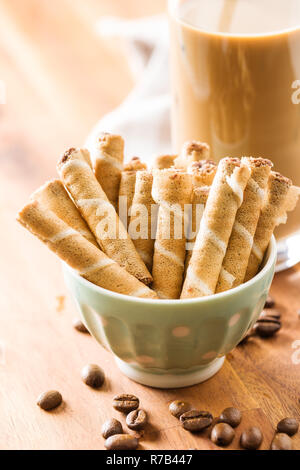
[172,326,190,338]
[202,351,217,360]
[229,313,241,328]
[136,356,154,365]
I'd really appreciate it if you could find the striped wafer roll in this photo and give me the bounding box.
[17,201,158,299]
[244,172,292,282]
[152,154,177,170]
[57,148,152,285]
[216,157,273,293]
[188,160,217,188]
[181,158,251,299]
[129,171,155,272]
[93,133,124,209]
[152,169,192,299]
[175,141,210,170]
[118,157,147,227]
[31,180,98,247]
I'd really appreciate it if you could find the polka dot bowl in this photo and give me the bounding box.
[63,236,276,388]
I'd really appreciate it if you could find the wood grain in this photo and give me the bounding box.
[0,0,299,450]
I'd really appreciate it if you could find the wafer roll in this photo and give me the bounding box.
[216,158,272,293]
[31,180,98,247]
[181,158,251,299]
[93,133,124,209]
[184,160,217,272]
[175,141,210,170]
[152,154,177,170]
[129,171,155,272]
[118,157,147,227]
[244,172,293,281]
[57,148,152,285]
[17,201,157,299]
[152,170,192,299]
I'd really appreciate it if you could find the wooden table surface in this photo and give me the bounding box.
[1,0,300,451]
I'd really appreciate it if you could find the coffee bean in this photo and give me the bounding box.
[271,433,292,450]
[277,418,299,436]
[81,364,105,389]
[169,400,192,418]
[260,309,281,320]
[240,426,263,450]
[37,390,62,411]
[254,318,281,338]
[73,318,90,334]
[101,418,123,439]
[180,410,213,433]
[105,434,139,450]
[219,407,242,428]
[211,423,235,447]
[126,409,148,431]
[264,296,275,309]
[113,394,139,413]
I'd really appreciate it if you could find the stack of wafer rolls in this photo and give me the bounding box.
[244,172,293,282]
[118,157,147,228]
[152,169,192,299]
[175,141,210,170]
[129,171,156,272]
[181,158,251,299]
[57,148,152,285]
[17,201,158,299]
[216,158,273,293]
[152,154,177,170]
[92,133,124,209]
[31,180,98,247]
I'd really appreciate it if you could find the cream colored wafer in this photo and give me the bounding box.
[118,157,147,227]
[17,201,157,299]
[93,133,124,209]
[152,154,177,170]
[244,172,293,282]
[181,158,251,299]
[175,141,210,170]
[216,157,272,293]
[152,169,192,299]
[57,148,152,285]
[31,179,98,247]
[188,160,217,188]
[129,171,155,272]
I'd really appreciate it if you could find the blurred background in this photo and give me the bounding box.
[0,0,166,196]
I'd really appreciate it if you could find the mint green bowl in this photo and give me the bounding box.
[63,237,276,389]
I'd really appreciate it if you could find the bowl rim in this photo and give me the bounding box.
[63,236,277,306]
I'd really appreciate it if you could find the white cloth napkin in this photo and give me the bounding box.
[86,15,171,165]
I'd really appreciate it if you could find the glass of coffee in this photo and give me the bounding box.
[169,0,300,271]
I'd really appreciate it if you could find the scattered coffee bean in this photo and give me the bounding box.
[169,400,192,418]
[180,410,213,433]
[264,296,275,309]
[37,390,62,411]
[277,418,299,436]
[254,317,281,338]
[219,407,242,428]
[240,426,263,450]
[271,433,292,450]
[105,434,139,450]
[73,318,90,334]
[126,409,148,431]
[81,364,105,389]
[211,423,235,447]
[113,394,139,414]
[260,309,281,320]
[101,418,123,439]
